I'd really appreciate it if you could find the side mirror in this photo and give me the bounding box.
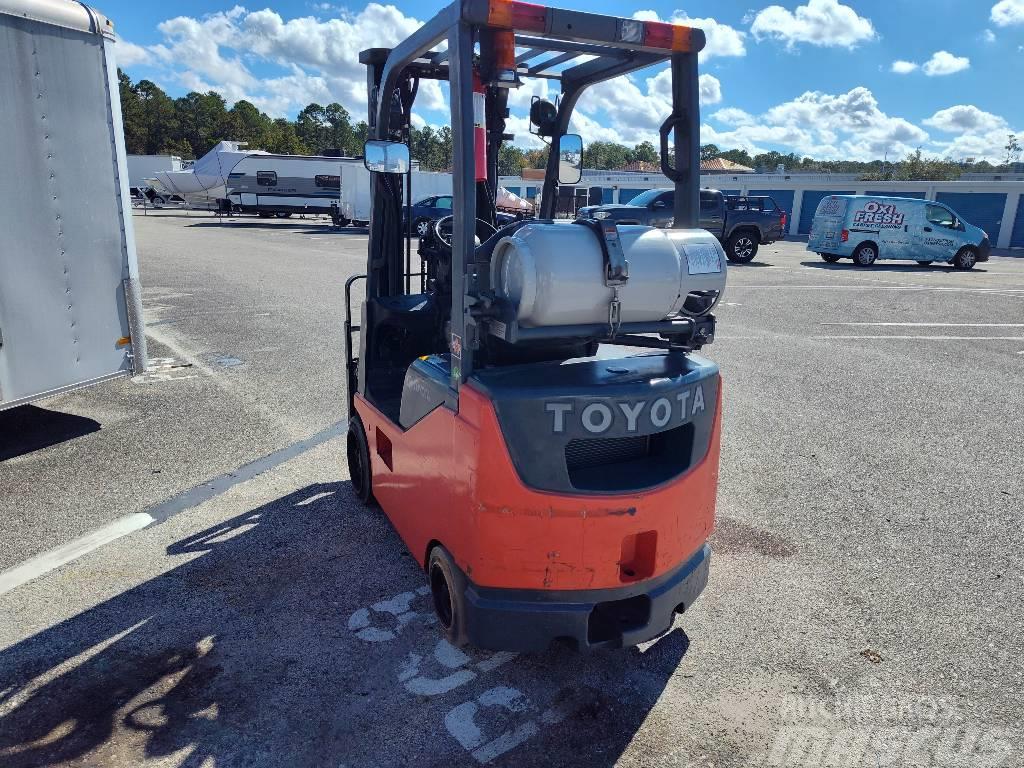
[653,200,667,208]
[364,140,410,174]
[557,134,583,186]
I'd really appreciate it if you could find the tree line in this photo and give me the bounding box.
[118,72,1020,180]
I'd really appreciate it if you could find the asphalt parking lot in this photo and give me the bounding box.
[1,210,1022,767]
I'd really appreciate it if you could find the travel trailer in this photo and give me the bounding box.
[226,154,363,217]
[1,0,146,410]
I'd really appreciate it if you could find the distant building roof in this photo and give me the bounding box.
[615,160,661,173]
[701,157,754,173]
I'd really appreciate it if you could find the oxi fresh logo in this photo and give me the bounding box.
[545,384,706,435]
[853,201,905,229]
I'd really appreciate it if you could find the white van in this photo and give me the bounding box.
[807,195,991,270]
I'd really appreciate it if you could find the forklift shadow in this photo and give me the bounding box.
[0,481,690,767]
[800,260,988,274]
[0,404,100,461]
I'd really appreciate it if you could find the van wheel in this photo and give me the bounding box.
[428,546,468,646]
[415,218,431,237]
[952,247,977,270]
[821,253,841,263]
[346,415,374,504]
[726,231,759,263]
[916,260,934,266]
[853,243,877,266]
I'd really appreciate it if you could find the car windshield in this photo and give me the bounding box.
[627,189,670,207]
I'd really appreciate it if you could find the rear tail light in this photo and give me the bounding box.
[841,229,849,242]
[780,211,787,230]
[487,0,547,31]
[641,20,697,51]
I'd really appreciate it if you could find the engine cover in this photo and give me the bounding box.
[490,222,727,328]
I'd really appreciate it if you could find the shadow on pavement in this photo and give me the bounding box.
[730,261,772,268]
[0,482,690,767]
[800,260,988,274]
[185,222,366,235]
[0,405,101,461]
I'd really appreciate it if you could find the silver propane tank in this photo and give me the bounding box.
[489,222,727,328]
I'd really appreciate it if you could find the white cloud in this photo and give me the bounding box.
[132,4,433,118]
[711,107,756,127]
[923,105,1007,134]
[982,28,997,42]
[114,39,150,68]
[890,60,918,74]
[991,0,1024,26]
[922,50,970,76]
[631,10,746,60]
[750,0,875,49]
[699,74,723,106]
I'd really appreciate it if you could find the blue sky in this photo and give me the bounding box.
[104,0,1024,162]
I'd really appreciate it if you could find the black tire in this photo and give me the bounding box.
[726,231,759,263]
[152,196,166,206]
[952,247,977,270]
[821,253,841,263]
[916,260,934,266]
[852,243,878,266]
[346,415,374,504]
[427,545,468,646]
[414,218,431,238]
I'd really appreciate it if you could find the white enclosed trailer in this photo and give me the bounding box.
[0,0,146,411]
[338,166,452,224]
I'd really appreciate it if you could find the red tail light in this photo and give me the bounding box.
[841,229,849,242]
[642,20,698,51]
[780,211,787,230]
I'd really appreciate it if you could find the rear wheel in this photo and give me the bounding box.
[415,218,431,237]
[853,243,877,266]
[821,253,841,263]
[428,546,468,646]
[726,231,759,263]
[952,247,977,270]
[346,414,374,504]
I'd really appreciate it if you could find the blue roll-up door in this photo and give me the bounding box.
[935,192,1007,244]
[864,190,926,199]
[749,189,795,220]
[602,187,614,204]
[526,186,537,200]
[1011,195,1024,248]
[799,190,856,234]
[619,188,644,203]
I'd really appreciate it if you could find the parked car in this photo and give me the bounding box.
[807,195,990,270]
[577,188,786,263]
[405,195,518,236]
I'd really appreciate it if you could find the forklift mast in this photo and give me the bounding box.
[355,0,706,410]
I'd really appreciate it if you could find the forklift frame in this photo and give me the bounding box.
[353,0,706,411]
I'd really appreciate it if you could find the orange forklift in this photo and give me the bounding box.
[345,0,728,651]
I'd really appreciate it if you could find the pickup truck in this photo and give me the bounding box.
[577,188,787,263]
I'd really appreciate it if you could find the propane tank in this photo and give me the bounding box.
[490,223,727,328]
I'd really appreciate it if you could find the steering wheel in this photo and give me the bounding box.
[433,215,497,250]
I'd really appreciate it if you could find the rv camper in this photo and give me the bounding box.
[0,0,146,411]
[226,154,363,217]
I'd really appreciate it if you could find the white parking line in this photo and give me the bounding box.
[813,336,1024,341]
[0,513,154,596]
[822,323,1024,327]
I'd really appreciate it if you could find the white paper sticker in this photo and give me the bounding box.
[685,243,723,275]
